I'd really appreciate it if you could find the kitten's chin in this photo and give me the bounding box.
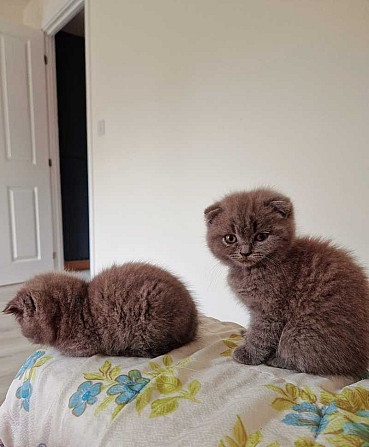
[21,328,39,344]
[22,322,55,345]
[230,258,261,268]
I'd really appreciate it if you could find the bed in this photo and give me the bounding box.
[1,316,368,446]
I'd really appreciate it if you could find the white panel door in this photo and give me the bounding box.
[0,18,53,285]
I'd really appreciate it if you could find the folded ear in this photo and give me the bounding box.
[3,297,23,318]
[204,202,223,225]
[3,290,36,318]
[266,198,293,218]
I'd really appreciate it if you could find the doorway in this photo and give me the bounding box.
[54,9,90,275]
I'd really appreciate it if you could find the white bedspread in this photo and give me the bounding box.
[1,316,369,447]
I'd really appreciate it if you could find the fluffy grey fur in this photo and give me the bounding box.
[4,263,198,357]
[205,188,369,377]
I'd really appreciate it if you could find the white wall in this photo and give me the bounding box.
[23,0,41,28]
[0,0,76,30]
[23,0,82,30]
[89,0,369,325]
[0,0,58,29]
[0,0,29,24]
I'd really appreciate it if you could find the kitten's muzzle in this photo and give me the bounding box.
[230,255,256,265]
[239,245,252,257]
[238,251,253,263]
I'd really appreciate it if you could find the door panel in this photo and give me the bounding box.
[8,187,40,261]
[2,34,35,162]
[0,19,53,285]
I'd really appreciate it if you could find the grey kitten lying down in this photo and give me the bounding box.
[4,263,198,357]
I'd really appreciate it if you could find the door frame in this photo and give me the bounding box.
[43,0,95,274]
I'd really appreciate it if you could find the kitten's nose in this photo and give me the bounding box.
[239,245,252,257]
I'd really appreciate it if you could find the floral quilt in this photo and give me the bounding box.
[0,316,369,446]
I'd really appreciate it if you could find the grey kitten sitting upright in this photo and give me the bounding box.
[205,188,369,377]
[4,263,198,357]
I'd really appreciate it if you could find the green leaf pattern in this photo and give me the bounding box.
[68,355,202,421]
[12,328,369,447]
[137,356,202,418]
[265,382,369,446]
[219,414,277,447]
[220,333,244,357]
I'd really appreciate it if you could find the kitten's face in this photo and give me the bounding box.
[205,189,295,268]
[3,273,86,346]
[3,278,59,345]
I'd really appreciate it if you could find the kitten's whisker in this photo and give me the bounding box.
[207,260,224,289]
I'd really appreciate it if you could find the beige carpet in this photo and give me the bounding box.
[0,284,37,404]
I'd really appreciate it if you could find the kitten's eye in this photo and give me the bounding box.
[224,234,237,244]
[255,233,269,242]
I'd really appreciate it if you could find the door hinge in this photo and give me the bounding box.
[44,54,48,65]
[53,251,56,260]
[48,158,52,167]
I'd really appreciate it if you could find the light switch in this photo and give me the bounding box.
[98,120,105,136]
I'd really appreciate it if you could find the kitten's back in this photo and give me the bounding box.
[291,236,369,299]
[89,263,198,356]
[279,236,369,376]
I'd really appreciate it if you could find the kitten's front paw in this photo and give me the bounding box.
[265,355,284,368]
[232,346,262,365]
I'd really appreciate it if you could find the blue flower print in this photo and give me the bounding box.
[107,370,150,405]
[282,401,337,435]
[16,379,33,411]
[343,421,369,442]
[69,381,102,416]
[15,351,46,380]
